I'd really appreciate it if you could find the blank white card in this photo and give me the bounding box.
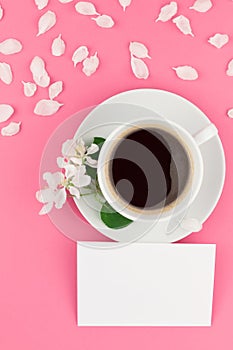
[77,243,216,326]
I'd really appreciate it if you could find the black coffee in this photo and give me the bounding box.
[110,127,190,209]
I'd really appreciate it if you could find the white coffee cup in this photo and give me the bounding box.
[97,117,218,222]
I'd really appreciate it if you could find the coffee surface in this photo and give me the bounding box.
[111,127,189,209]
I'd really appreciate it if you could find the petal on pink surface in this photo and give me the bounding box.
[82,52,99,76]
[155,1,178,22]
[39,202,53,215]
[119,0,132,11]
[227,108,233,118]
[0,62,13,85]
[129,41,151,59]
[49,81,63,100]
[172,65,198,80]
[226,59,233,76]
[190,0,212,13]
[208,33,229,48]
[35,0,49,10]
[37,10,56,36]
[30,56,50,87]
[75,1,99,15]
[92,15,115,28]
[1,121,21,136]
[0,38,22,55]
[0,4,4,20]
[72,45,89,66]
[172,15,194,36]
[59,0,73,3]
[0,104,14,123]
[22,81,37,97]
[130,56,149,79]
[34,99,63,116]
[51,34,66,56]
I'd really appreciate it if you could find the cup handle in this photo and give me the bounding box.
[193,123,218,146]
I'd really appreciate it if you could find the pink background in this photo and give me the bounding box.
[1,0,233,348]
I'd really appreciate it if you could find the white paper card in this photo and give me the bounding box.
[77,243,216,326]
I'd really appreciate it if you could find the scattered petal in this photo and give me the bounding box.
[180,218,202,232]
[190,0,212,13]
[0,38,22,55]
[92,14,115,28]
[0,104,14,123]
[129,41,151,59]
[130,56,149,79]
[0,5,4,20]
[49,81,63,100]
[172,65,198,80]
[37,10,56,36]
[54,187,67,209]
[22,81,37,97]
[1,121,21,136]
[172,15,194,37]
[208,33,229,48]
[59,0,73,2]
[39,202,53,215]
[34,99,63,116]
[30,56,50,87]
[35,0,49,10]
[75,1,99,15]
[51,34,66,56]
[226,59,233,76]
[72,45,89,67]
[119,0,132,11]
[82,52,99,76]
[155,1,178,22]
[0,62,13,85]
[227,108,233,118]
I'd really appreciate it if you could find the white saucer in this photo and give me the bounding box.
[73,89,225,243]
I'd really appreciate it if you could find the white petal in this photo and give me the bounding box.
[64,164,77,179]
[72,45,89,67]
[34,99,63,116]
[51,34,66,56]
[54,187,67,209]
[73,165,91,187]
[35,0,49,10]
[119,0,131,11]
[208,33,229,49]
[0,104,14,123]
[70,156,82,165]
[190,0,212,12]
[57,156,66,168]
[22,81,37,97]
[129,41,151,59]
[0,39,22,55]
[155,1,178,22]
[30,56,50,87]
[62,139,76,157]
[0,5,4,20]
[37,10,56,36]
[92,14,115,28]
[130,56,149,79]
[49,81,63,100]
[43,171,64,190]
[1,121,21,136]
[75,1,99,15]
[227,108,233,118]
[68,186,80,198]
[85,156,97,167]
[36,188,54,203]
[172,66,198,80]
[39,202,53,215]
[180,218,202,232]
[0,62,13,85]
[86,143,99,155]
[59,0,73,2]
[226,59,233,77]
[82,52,99,76]
[172,15,194,37]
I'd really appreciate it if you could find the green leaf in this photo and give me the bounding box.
[100,202,133,229]
[86,137,106,179]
